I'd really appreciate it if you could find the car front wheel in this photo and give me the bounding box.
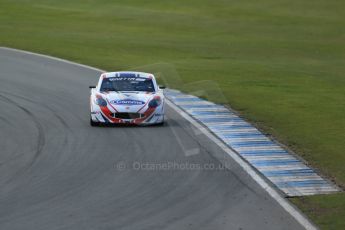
[90,117,99,127]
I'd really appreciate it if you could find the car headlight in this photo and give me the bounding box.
[95,96,107,107]
[148,96,162,108]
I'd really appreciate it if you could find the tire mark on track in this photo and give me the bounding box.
[1,89,72,131]
[0,114,26,166]
[0,94,45,166]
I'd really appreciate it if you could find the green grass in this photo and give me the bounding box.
[291,194,345,230]
[1,0,344,228]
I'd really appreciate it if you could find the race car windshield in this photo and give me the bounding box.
[100,77,155,92]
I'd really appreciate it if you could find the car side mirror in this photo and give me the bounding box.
[159,85,166,89]
[89,86,96,89]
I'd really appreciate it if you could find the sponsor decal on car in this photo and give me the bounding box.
[110,99,145,105]
[108,77,146,81]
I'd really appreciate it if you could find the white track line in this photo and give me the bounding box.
[166,100,317,230]
[0,47,104,73]
[0,46,317,230]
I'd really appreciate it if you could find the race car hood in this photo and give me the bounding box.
[101,91,156,112]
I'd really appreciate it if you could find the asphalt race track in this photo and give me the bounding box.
[0,48,307,230]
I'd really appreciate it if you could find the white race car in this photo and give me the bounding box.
[89,71,165,126]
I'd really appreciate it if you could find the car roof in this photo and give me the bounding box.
[102,71,154,79]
